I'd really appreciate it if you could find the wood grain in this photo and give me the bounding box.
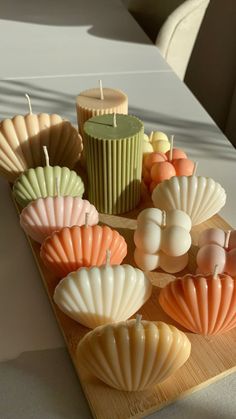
[13,193,236,419]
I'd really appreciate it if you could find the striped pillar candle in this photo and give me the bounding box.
[84,114,143,214]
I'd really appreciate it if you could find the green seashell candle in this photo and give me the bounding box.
[13,147,84,207]
[84,113,143,214]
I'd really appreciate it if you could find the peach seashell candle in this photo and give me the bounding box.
[76,318,191,391]
[20,196,99,243]
[159,272,236,335]
[40,224,127,278]
[0,110,83,182]
[53,264,152,329]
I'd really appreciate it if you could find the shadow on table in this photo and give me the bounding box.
[0,79,235,163]
[0,0,150,44]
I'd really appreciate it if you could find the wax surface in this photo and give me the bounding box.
[84,114,143,140]
[77,88,128,110]
[77,319,191,391]
[54,264,152,329]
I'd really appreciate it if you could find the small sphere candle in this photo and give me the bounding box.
[84,113,144,214]
[76,317,191,391]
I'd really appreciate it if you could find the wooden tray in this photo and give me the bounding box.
[14,193,236,419]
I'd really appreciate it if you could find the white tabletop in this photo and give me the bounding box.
[0,1,236,418]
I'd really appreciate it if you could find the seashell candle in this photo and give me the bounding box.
[20,195,98,243]
[0,95,83,182]
[152,175,226,226]
[84,113,144,214]
[76,317,191,391]
[40,224,127,278]
[13,147,84,207]
[159,269,236,335]
[53,260,152,329]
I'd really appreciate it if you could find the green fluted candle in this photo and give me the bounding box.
[84,114,144,214]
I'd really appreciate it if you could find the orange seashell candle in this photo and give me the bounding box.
[159,271,236,335]
[40,224,127,277]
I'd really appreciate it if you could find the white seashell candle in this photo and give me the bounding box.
[53,262,152,329]
[152,175,226,226]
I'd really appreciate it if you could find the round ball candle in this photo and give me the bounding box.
[84,113,144,214]
[76,84,128,138]
[76,317,191,391]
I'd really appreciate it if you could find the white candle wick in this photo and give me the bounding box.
[43,146,50,167]
[99,80,104,100]
[106,249,111,267]
[193,161,198,176]
[55,177,60,197]
[162,210,166,228]
[169,135,174,161]
[224,230,231,249]
[149,131,154,142]
[25,93,33,115]
[213,264,219,279]
[113,112,117,128]
[136,314,142,327]
[85,212,89,228]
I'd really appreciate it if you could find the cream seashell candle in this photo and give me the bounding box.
[76,318,191,391]
[53,264,152,329]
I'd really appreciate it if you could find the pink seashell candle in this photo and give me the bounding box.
[20,196,99,243]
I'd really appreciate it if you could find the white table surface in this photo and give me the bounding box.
[0,1,236,418]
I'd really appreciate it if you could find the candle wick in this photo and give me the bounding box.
[55,177,60,197]
[213,264,219,279]
[113,112,117,128]
[43,146,50,167]
[224,230,231,249]
[136,314,142,327]
[149,131,154,142]
[106,249,111,267]
[193,161,198,176]
[162,210,166,228]
[25,93,33,115]
[85,212,89,228]
[169,135,174,161]
[99,79,104,100]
